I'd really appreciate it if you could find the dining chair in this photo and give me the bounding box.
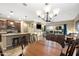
[65,37,73,45]
[75,39,79,56]
[76,45,79,56]
[56,35,65,48]
[67,41,76,56]
[46,34,65,48]
[61,40,76,56]
[46,34,55,40]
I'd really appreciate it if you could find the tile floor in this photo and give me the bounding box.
[3,46,22,56]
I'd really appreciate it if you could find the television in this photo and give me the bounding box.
[36,24,41,29]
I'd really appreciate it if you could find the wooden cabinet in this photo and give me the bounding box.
[15,22,21,32]
[0,20,6,30]
[0,20,21,33]
[6,20,21,33]
[6,20,15,29]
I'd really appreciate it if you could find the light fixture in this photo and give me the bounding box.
[10,11,14,15]
[10,22,14,25]
[36,4,60,22]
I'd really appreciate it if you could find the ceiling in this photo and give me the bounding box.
[0,3,79,22]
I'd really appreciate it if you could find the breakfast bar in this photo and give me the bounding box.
[1,33,28,50]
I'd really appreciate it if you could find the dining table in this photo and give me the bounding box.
[23,40,62,56]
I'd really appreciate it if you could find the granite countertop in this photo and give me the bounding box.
[0,32,7,34]
[1,33,29,36]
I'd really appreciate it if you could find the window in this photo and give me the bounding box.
[76,20,79,32]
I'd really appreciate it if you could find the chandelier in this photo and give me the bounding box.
[36,4,60,22]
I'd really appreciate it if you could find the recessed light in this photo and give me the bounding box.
[45,3,49,5]
[22,3,27,6]
[10,11,14,15]
[10,11,13,13]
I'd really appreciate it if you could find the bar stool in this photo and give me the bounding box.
[19,35,29,56]
[0,46,4,56]
[12,37,20,47]
[30,34,38,43]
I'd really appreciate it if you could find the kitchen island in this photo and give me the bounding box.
[1,33,29,50]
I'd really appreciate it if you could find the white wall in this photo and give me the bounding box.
[47,20,75,34]
[21,21,28,33]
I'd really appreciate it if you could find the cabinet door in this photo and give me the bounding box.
[15,22,21,32]
[0,20,6,30]
[6,36,13,47]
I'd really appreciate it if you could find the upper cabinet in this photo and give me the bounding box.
[15,22,21,32]
[6,20,21,33]
[0,20,6,30]
[6,20,15,29]
[0,19,21,33]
